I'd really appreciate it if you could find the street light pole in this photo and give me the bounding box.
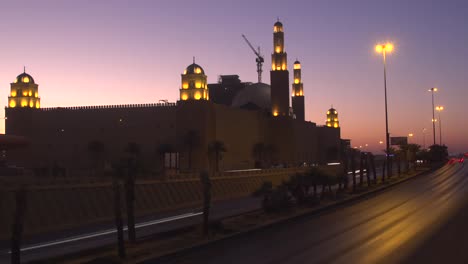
[376,43,394,177]
[436,106,444,145]
[422,128,427,149]
[429,88,438,146]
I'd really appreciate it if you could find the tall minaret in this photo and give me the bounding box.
[292,60,305,121]
[270,20,289,117]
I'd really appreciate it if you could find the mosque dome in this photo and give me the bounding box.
[328,107,337,114]
[14,72,35,84]
[274,21,283,27]
[231,82,271,110]
[294,60,300,65]
[184,63,205,75]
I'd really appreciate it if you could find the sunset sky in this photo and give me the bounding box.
[0,0,467,154]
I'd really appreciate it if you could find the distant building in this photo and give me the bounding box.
[208,75,250,106]
[5,20,342,176]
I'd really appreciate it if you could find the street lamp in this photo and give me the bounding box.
[376,43,394,175]
[436,106,444,145]
[408,133,414,144]
[428,87,438,145]
[422,128,427,149]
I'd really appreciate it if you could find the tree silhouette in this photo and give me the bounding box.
[87,140,105,176]
[429,144,448,163]
[252,143,266,168]
[112,175,126,258]
[208,140,227,173]
[10,186,27,264]
[183,130,200,170]
[199,171,212,236]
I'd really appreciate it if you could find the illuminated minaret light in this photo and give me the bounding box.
[270,19,289,117]
[292,60,305,120]
[180,58,209,101]
[8,68,41,109]
[326,107,340,128]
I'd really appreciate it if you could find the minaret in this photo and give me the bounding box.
[326,107,340,128]
[179,58,209,101]
[292,60,305,121]
[8,69,41,109]
[270,20,289,117]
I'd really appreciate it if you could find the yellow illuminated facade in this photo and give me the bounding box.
[271,21,287,71]
[326,107,339,128]
[8,71,41,109]
[180,61,209,101]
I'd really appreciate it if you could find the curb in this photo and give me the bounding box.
[139,167,433,263]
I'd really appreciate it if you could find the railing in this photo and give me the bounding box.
[40,102,176,111]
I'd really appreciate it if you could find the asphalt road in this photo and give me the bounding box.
[157,162,468,264]
[0,196,262,263]
[0,164,433,263]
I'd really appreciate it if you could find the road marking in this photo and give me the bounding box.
[5,211,202,253]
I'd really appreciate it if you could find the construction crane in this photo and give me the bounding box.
[242,34,264,83]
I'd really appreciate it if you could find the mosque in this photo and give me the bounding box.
[4,20,342,176]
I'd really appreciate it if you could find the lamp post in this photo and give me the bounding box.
[376,43,394,176]
[428,88,438,146]
[436,106,444,145]
[408,133,414,144]
[422,128,427,149]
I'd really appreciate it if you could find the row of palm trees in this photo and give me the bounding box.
[254,142,448,214]
[87,130,231,176]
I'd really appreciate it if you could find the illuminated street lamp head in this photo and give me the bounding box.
[375,43,394,53]
[429,87,438,92]
[436,105,444,111]
[408,133,414,137]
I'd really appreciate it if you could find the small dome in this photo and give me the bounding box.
[274,21,283,27]
[14,72,35,84]
[294,60,300,65]
[327,107,338,115]
[232,82,271,110]
[184,63,205,75]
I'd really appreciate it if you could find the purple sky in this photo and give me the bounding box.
[1,0,467,154]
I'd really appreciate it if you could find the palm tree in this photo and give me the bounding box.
[208,140,227,173]
[125,158,136,243]
[365,153,371,187]
[369,152,377,184]
[183,130,200,170]
[11,187,27,264]
[112,176,126,258]
[252,142,266,168]
[359,152,364,186]
[199,171,212,236]
[87,140,105,176]
[407,144,422,170]
[351,149,357,192]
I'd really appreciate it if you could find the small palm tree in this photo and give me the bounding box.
[183,130,200,170]
[11,187,27,264]
[252,143,266,168]
[87,140,105,175]
[199,171,212,236]
[208,140,227,173]
[111,175,126,258]
[350,149,357,192]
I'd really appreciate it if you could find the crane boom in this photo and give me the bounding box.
[242,34,264,83]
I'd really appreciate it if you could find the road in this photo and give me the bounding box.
[0,164,431,263]
[0,196,262,263]
[156,162,468,264]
